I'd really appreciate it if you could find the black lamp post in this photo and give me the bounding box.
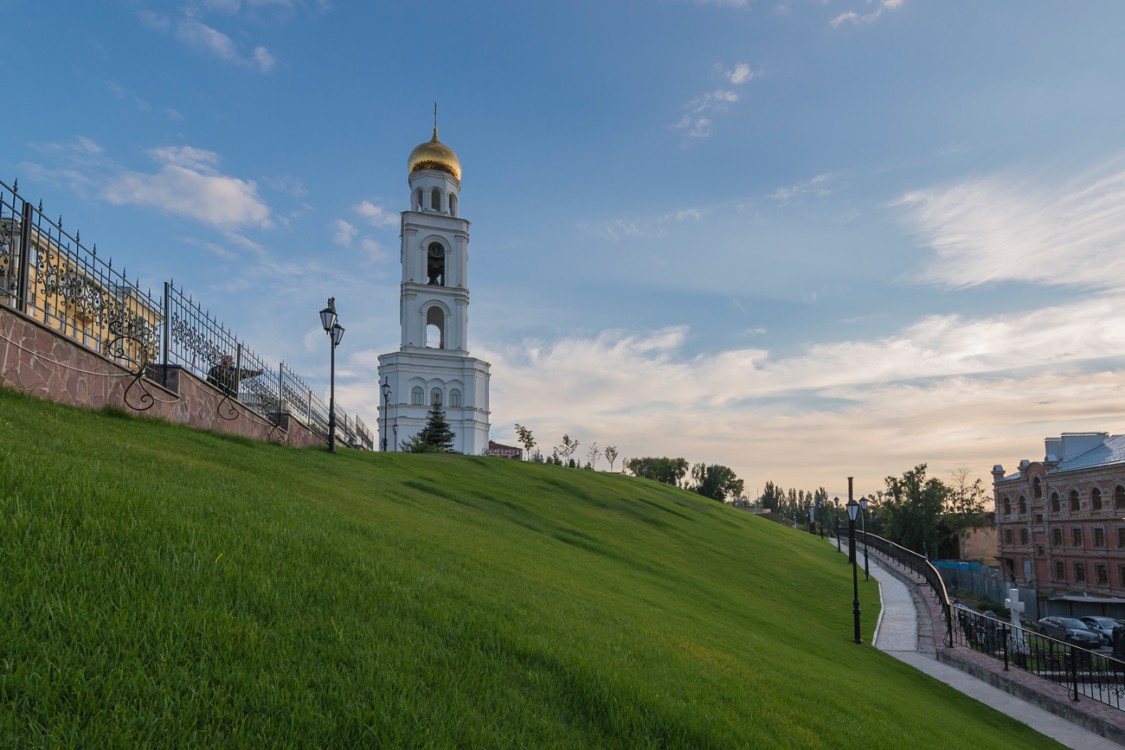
[319,297,345,453]
[380,378,391,451]
[817,498,824,539]
[834,497,841,552]
[860,495,870,581]
[847,497,861,644]
[807,505,815,534]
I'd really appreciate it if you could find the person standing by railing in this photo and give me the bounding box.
[207,354,262,398]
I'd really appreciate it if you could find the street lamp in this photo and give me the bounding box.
[817,498,824,539]
[319,297,345,453]
[846,497,862,644]
[860,496,870,581]
[834,497,841,552]
[807,505,815,535]
[380,378,391,451]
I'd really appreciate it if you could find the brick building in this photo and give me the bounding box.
[993,432,1125,615]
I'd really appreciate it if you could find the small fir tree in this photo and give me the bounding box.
[403,400,457,453]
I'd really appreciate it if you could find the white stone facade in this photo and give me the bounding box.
[377,129,490,454]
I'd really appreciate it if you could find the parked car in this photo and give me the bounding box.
[1037,616,1104,648]
[1079,616,1118,646]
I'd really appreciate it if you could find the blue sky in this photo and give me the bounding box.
[5,0,1125,499]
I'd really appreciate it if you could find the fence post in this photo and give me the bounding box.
[278,362,284,414]
[1001,624,1009,671]
[1068,650,1080,702]
[162,282,171,375]
[16,201,32,314]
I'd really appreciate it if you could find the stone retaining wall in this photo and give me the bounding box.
[1,305,324,449]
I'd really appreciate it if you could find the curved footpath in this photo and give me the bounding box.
[834,540,1123,749]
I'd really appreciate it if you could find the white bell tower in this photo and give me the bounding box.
[377,116,491,453]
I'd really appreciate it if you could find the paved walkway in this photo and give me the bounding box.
[834,540,1123,749]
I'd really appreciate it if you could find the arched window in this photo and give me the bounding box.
[430,387,443,406]
[413,188,423,210]
[430,187,442,211]
[1050,492,1060,514]
[1032,476,1042,498]
[411,386,424,405]
[427,242,445,286]
[449,193,458,216]
[449,388,461,407]
[1003,497,1011,515]
[1091,487,1103,511]
[1069,490,1080,512]
[1116,486,1125,509]
[425,306,445,349]
[1017,495,1027,515]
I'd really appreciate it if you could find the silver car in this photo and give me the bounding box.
[1079,616,1118,646]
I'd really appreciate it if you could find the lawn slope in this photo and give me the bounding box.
[0,388,1060,748]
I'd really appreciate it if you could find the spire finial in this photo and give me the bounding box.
[432,101,439,141]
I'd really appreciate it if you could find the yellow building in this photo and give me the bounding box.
[1,217,160,369]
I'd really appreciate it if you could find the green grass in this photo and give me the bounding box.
[0,388,1063,748]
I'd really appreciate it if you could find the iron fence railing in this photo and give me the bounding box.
[0,178,370,449]
[862,531,954,648]
[953,606,1125,710]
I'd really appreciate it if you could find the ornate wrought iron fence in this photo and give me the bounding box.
[1,179,370,448]
[952,606,1124,709]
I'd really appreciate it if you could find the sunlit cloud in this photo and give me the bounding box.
[897,159,1125,291]
[482,291,1125,494]
[103,146,271,229]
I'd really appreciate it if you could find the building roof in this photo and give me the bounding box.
[1051,432,1125,473]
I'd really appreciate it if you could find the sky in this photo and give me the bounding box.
[5,0,1125,501]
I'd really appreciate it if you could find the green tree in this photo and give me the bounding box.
[690,463,745,502]
[759,481,784,511]
[881,464,949,558]
[514,423,536,461]
[586,442,601,470]
[402,401,457,453]
[604,445,618,472]
[625,457,689,486]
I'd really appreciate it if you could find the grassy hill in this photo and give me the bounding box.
[0,387,1060,748]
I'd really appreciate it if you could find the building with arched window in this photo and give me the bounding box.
[376,120,491,453]
[993,432,1125,617]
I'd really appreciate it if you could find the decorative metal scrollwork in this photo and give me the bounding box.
[169,312,223,370]
[105,315,159,412]
[217,393,239,421]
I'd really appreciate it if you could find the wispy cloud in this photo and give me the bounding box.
[332,218,357,246]
[577,205,705,241]
[104,146,271,229]
[671,62,759,140]
[174,14,277,72]
[831,0,904,29]
[771,173,836,203]
[897,158,1125,291]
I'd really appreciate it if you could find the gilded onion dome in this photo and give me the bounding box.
[408,128,461,181]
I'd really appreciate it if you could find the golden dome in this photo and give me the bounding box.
[408,128,461,181]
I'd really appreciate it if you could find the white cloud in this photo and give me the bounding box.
[577,204,705,241]
[771,173,835,203]
[897,159,1125,291]
[831,0,904,28]
[354,200,399,228]
[674,63,757,140]
[172,13,277,72]
[333,219,357,246]
[103,146,271,229]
